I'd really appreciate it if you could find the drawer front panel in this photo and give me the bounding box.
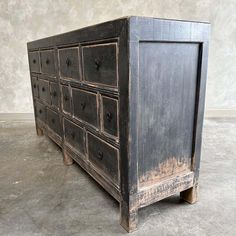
[38,79,50,104]
[82,43,117,87]
[35,101,46,123]
[31,77,39,98]
[72,89,98,128]
[29,51,40,73]
[64,118,85,155]
[40,50,56,76]
[88,133,119,184]
[102,96,118,137]
[59,47,80,80]
[50,82,60,108]
[47,108,62,137]
[62,85,71,114]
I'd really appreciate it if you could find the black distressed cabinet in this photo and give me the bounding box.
[27,16,210,232]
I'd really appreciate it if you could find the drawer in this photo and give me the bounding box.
[102,96,118,137]
[38,79,50,104]
[31,77,39,98]
[35,101,46,123]
[40,50,56,76]
[72,88,98,128]
[88,133,119,184]
[64,118,85,155]
[59,47,80,80]
[61,85,71,114]
[50,82,60,108]
[29,51,40,73]
[82,43,117,87]
[47,108,62,137]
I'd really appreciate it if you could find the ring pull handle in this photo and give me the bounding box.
[66,58,72,67]
[46,58,50,65]
[64,95,69,101]
[80,102,86,110]
[33,59,36,64]
[51,118,55,124]
[33,84,36,89]
[97,151,103,160]
[71,132,75,140]
[42,87,45,92]
[39,109,42,114]
[94,58,101,70]
[106,112,112,122]
[52,91,57,97]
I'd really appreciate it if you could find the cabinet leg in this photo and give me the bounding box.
[63,150,74,166]
[180,184,198,204]
[36,127,44,136]
[120,201,138,233]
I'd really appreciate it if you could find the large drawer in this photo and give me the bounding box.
[72,88,98,128]
[40,50,56,76]
[82,43,117,87]
[47,108,62,137]
[87,133,119,185]
[59,47,80,80]
[64,118,85,155]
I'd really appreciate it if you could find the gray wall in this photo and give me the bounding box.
[0,0,235,113]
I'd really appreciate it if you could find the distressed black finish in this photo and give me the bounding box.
[27,16,210,233]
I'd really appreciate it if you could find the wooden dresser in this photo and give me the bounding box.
[27,16,210,232]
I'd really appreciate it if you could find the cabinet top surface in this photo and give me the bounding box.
[27,16,210,50]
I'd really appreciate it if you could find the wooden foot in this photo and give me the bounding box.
[180,184,198,204]
[36,127,44,136]
[120,201,138,233]
[63,150,74,166]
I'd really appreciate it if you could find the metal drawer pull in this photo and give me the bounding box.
[80,102,86,110]
[42,87,45,92]
[46,58,50,65]
[94,58,101,70]
[97,151,103,160]
[33,84,36,88]
[66,58,72,67]
[71,132,75,139]
[64,95,69,101]
[33,59,36,64]
[51,118,55,124]
[106,112,112,122]
[39,109,42,114]
[52,91,57,97]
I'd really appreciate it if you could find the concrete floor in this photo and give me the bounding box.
[0,119,235,236]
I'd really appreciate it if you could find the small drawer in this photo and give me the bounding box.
[59,47,80,80]
[29,51,40,73]
[61,85,71,114]
[82,43,117,87]
[35,101,46,123]
[40,50,56,76]
[72,88,98,128]
[64,118,85,155]
[47,108,62,137]
[31,77,39,98]
[88,133,119,185]
[102,96,118,137]
[38,79,50,104]
[50,82,60,108]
